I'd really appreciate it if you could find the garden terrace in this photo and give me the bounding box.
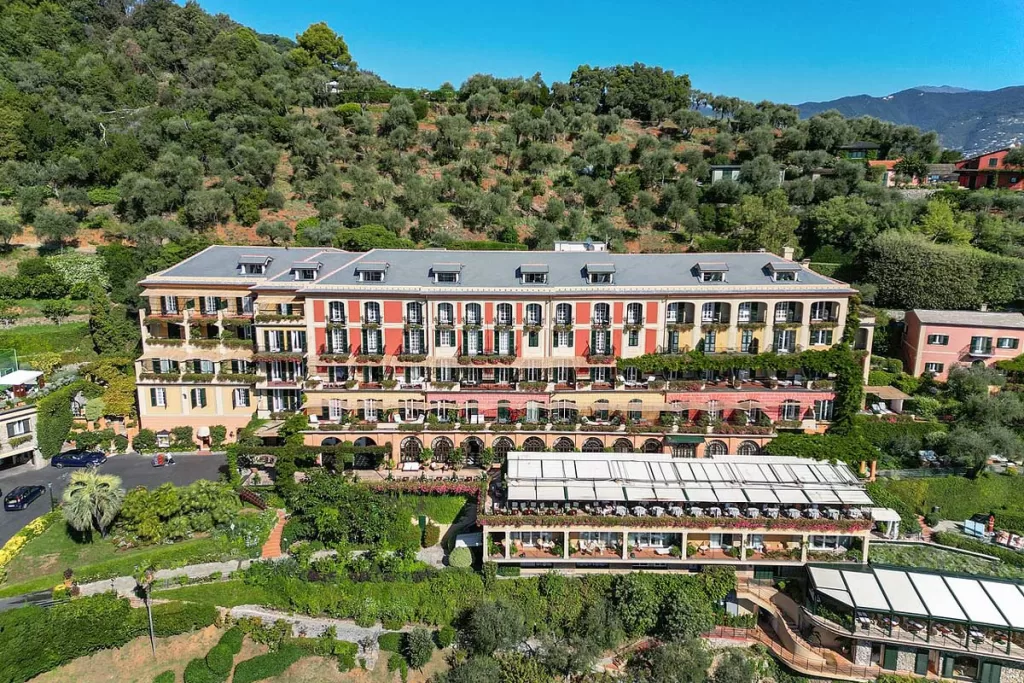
[807,566,1024,665]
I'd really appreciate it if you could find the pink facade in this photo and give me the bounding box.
[903,310,1024,380]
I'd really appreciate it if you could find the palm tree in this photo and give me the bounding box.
[62,470,125,537]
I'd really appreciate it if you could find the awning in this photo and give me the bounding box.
[0,370,42,386]
[870,507,902,522]
[865,386,911,400]
[665,435,705,445]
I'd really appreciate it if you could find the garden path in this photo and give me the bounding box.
[260,509,287,559]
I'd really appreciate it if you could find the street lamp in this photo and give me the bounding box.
[136,568,157,657]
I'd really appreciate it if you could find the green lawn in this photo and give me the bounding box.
[870,543,1024,580]
[0,321,94,356]
[398,494,471,524]
[0,522,249,597]
[155,579,279,608]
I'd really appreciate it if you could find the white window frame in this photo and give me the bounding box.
[666,302,679,323]
[701,271,724,283]
[810,329,833,346]
[437,303,454,325]
[240,296,253,314]
[466,331,480,355]
[203,296,218,314]
[465,303,482,325]
[555,331,572,347]
[523,272,546,284]
[328,398,344,421]
[360,270,385,282]
[7,418,30,437]
[525,304,542,325]
[625,303,642,325]
[998,337,1019,349]
[364,302,381,324]
[328,301,345,322]
[233,388,250,408]
[435,271,459,284]
[555,303,572,324]
[152,388,166,408]
[593,303,610,324]
[628,329,639,347]
[810,301,832,322]
[496,303,513,325]
[330,327,346,352]
[925,362,944,374]
[738,302,753,323]
[406,302,423,324]
[780,401,800,421]
[364,330,381,354]
[162,296,178,314]
[740,328,753,353]
[439,329,455,347]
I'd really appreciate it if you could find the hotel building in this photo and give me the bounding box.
[136,246,868,454]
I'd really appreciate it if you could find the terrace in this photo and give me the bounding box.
[807,566,1024,664]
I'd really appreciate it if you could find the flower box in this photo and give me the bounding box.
[397,354,427,363]
[355,354,384,363]
[254,313,304,323]
[319,353,350,363]
[181,373,215,383]
[587,355,615,365]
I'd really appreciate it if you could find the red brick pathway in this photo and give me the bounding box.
[260,509,287,559]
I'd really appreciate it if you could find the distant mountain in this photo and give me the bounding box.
[795,86,1024,155]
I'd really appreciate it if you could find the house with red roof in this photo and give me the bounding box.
[955,145,1024,190]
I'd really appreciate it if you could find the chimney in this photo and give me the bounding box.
[782,246,795,260]
[869,460,877,482]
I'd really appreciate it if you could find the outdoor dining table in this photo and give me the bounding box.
[708,507,722,518]
[632,506,648,517]
[725,507,741,517]
[669,506,685,517]
[746,508,760,518]
[651,506,665,517]
[614,506,628,516]
[806,509,821,519]
[786,508,801,519]
[825,508,840,520]
[688,507,704,517]
[766,508,780,519]
[848,509,863,519]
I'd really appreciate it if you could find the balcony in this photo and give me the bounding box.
[254,309,305,324]
[964,342,994,358]
[252,349,306,362]
[396,345,429,363]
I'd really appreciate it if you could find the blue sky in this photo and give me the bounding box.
[193,0,1023,103]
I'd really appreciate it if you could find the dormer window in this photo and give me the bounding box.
[586,263,615,284]
[237,254,272,275]
[520,264,549,284]
[357,261,389,283]
[432,263,462,284]
[766,262,801,282]
[696,262,728,283]
[290,261,322,281]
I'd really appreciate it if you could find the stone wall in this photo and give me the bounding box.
[895,647,917,673]
[853,640,872,666]
[1002,664,1024,683]
[78,558,252,597]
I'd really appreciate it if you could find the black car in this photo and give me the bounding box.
[4,485,45,511]
[50,449,107,468]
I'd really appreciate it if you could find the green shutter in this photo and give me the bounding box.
[882,647,898,671]
[941,656,954,678]
[149,388,157,406]
[980,662,1002,683]
[914,650,928,676]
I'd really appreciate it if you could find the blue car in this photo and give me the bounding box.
[50,449,107,468]
[4,485,45,511]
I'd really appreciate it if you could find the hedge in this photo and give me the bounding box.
[853,415,947,448]
[218,626,244,654]
[231,644,306,683]
[153,672,175,683]
[183,658,223,683]
[422,523,441,548]
[378,632,404,652]
[36,380,100,459]
[762,432,877,468]
[205,644,234,676]
[933,531,1024,569]
[0,595,216,683]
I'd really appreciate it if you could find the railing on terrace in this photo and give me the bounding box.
[705,627,878,681]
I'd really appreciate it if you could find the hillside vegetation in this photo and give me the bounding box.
[1,0,1024,315]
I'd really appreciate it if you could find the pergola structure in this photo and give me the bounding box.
[808,565,1024,673]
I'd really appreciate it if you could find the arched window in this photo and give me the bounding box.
[774,302,800,323]
[642,438,662,454]
[406,302,423,324]
[737,440,760,456]
[321,437,341,447]
[706,440,728,456]
[625,303,643,325]
[437,303,454,325]
[593,399,610,422]
[496,303,513,325]
[701,302,728,323]
[462,436,484,465]
[612,438,633,453]
[523,436,546,452]
[525,303,542,325]
[780,400,801,421]
[553,437,575,452]
[555,303,572,325]
[628,399,643,422]
[667,302,680,323]
[737,302,760,323]
[593,303,610,324]
[582,437,604,452]
[671,442,696,458]
[354,436,376,447]
[496,400,512,424]
[465,303,482,324]
[432,436,453,463]
[401,436,423,463]
[492,437,514,463]
[363,302,381,324]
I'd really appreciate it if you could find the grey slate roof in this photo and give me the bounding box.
[144,246,851,291]
[146,246,346,282]
[911,309,1024,329]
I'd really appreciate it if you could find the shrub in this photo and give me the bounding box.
[378,632,404,652]
[405,627,434,669]
[231,644,305,683]
[421,523,440,548]
[183,658,222,683]
[218,626,244,654]
[209,425,228,448]
[133,429,157,452]
[436,625,457,648]
[153,672,176,683]
[934,531,1024,568]
[205,644,234,676]
[171,426,195,451]
[88,187,120,206]
[149,601,219,637]
[448,547,472,568]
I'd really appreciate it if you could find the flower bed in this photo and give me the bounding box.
[458,355,515,365]
[0,511,61,583]
[318,353,350,363]
[364,480,485,497]
[252,352,304,362]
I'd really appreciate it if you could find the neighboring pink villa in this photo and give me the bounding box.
[903,309,1024,380]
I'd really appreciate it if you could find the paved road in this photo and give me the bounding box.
[0,453,224,545]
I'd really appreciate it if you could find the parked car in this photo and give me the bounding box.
[4,485,45,511]
[50,449,107,468]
